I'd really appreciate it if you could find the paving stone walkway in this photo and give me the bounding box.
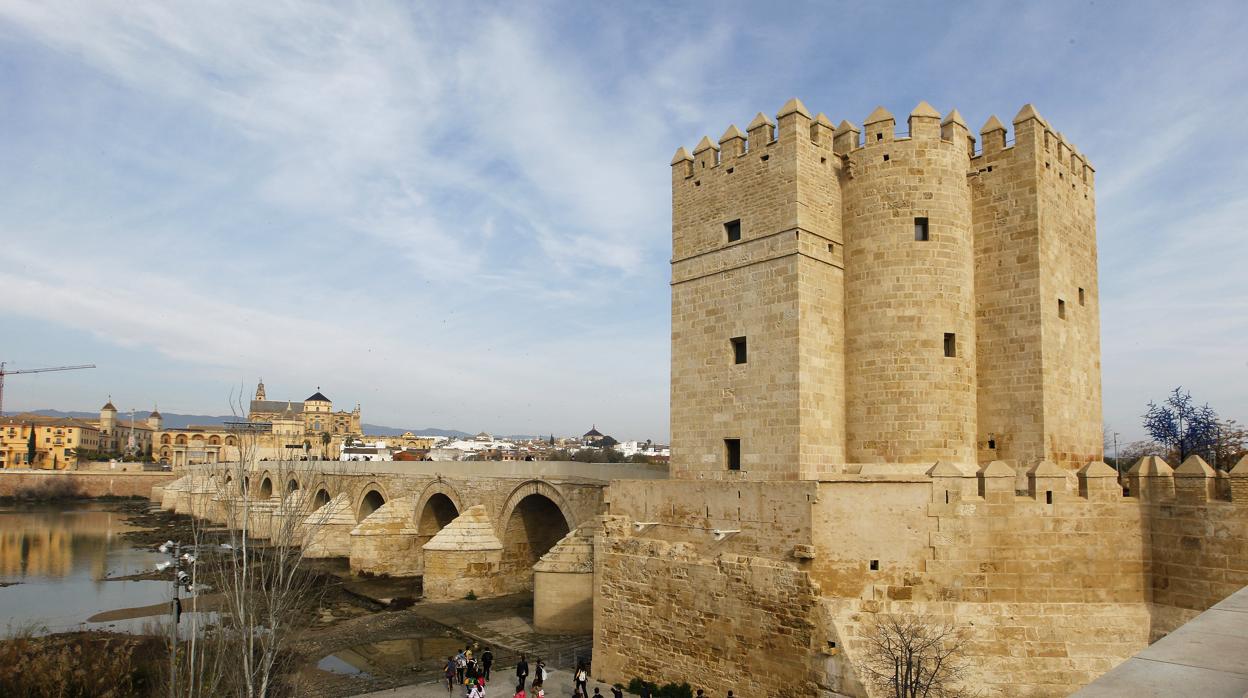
[351,668,622,698]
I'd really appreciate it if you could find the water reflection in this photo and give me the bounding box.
[0,503,169,634]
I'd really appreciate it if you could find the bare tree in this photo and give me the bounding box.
[859,614,974,698]
[166,390,349,697]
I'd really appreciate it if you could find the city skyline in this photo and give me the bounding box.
[1,1,1246,443]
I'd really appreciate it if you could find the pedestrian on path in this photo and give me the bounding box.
[535,657,547,686]
[516,653,530,688]
[611,685,624,698]
[456,649,468,685]
[445,656,458,692]
[574,664,588,695]
[482,647,494,681]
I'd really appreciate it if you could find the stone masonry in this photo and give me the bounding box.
[591,99,1245,698]
[670,99,1100,477]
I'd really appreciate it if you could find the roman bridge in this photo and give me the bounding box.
[154,459,667,632]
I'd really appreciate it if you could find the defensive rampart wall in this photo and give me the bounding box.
[594,456,1248,697]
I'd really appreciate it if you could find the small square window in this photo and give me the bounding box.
[1058,299,1067,319]
[943,333,956,358]
[730,336,747,364]
[725,439,741,471]
[876,133,883,141]
[869,560,879,571]
[883,154,890,162]
[725,219,741,243]
[914,217,929,241]
[1078,288,1085,306]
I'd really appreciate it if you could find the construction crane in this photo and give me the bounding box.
[0,362,96,417]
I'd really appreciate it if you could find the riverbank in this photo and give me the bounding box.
[0,469,173,499]
[0,500,595,697]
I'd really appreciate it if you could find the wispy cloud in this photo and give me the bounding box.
[0,0,1245,440]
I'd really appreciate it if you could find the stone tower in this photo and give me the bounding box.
[255,378,266,401]
[669,99,1101,477]
[99,398,117,435]
[147,406,162,431]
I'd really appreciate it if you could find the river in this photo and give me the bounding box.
[0,502,171,635]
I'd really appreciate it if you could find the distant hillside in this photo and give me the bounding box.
[19,409,474,437]
[25,409,231,429]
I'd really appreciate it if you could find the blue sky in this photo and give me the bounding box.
[0,1,1245,443]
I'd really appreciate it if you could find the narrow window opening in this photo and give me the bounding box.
[944,491,950,504]
[987,438,996,449]
[701,161,706,169]
[987,165,993,172]
[914,217,929,241]
[725,439,741,471]
[726,167,734,174]
[820,156,827,164]
[828,641,837,650]
[1078,288,1085,305]
[694,180,700,186]
[883,154,890,162]
[1058,299,1067,319]
[1046,161,1051,168]
[943,333,956,358]
[869,560,879,571]
[730,336,747,365]
[876,132,883,141]
[1045,491,1053,504]
[828,243,836,254]
[760,154,769,162]
[724,219,741,242]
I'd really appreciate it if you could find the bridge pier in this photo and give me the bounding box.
[161,475,189,512]
[349,496,422,576]
[246,497,280,539]
[303,493,356,558]
[422,505,506,601]
[533,527,596,634]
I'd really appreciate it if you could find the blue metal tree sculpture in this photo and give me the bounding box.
[1142,387,1219,464]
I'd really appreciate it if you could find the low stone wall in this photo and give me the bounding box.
[0,470,174,498]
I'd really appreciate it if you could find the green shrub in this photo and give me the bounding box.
[626,678,692,698]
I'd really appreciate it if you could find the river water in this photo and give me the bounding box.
[0,502,171,635]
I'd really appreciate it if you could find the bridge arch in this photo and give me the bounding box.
[497,480,573,582]
[310,483,332,510]
[355,482,388,522]
[257,472,274,500]
[414,480,465,529]
[286,477,300,494]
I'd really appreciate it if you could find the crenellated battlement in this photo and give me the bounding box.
[672,99,1095,188]
[927,455,1248,508]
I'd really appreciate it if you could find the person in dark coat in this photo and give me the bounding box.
[482,647,494,681]
[516,653,530,687]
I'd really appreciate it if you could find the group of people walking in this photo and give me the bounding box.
[444,649,591,697]
[444,645,495,696]
[445,650,729,698]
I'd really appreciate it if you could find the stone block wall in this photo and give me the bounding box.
[0,470,174,499]
[593,517,824,697]
[596,461,1248,697]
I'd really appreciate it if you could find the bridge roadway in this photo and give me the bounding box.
[155,459,666,625]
